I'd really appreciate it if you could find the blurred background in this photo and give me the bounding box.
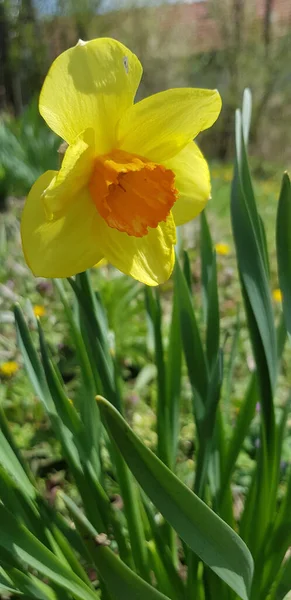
[1,0,291,208]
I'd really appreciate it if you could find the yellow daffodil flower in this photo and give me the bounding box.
[21,38,221,285]
[0,361,19,377]
[272,288,282,303]
[33,304,46,317]
[215,242,230,256]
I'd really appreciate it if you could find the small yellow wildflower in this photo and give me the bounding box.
[272,288,282,303]
[21,38,221,286]
[33,304,46,317]
[211,168,220,179]
[215,242,231,256]
[211,165,232,182]
[0,361,19,377]
[222,167,233,182]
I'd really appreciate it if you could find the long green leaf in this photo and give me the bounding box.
[174,258,208,426]
[54,278,101,469]
[61,491,170,600]
[0,504,98,600]
[276,554,291,600]
[276,172,291,338]
[0,567,17,595]
[0,428,35,500]
[220,375,258,500]
[231,122,277,405]
[166,280,182,468]
[145,288,169,466]
[14,304,52,412]
[231,105,277,564]
[9,569,58,600]
[200,211,220,370]
[97,396,254,600]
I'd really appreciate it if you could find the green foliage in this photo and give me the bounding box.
[0,101,59,200]
[0,91,291,599]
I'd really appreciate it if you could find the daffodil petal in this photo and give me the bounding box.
[21,172,103,278]
[97,213,176,286]
[39,38,142,152]
[44,128,95,216]
[164,141,210,226]
[117,88,221,162]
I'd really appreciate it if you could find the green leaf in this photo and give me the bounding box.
[182,249,192,290]
[223,309,240,422]
[231,130,277,403]
[15,305,113,537]
[241,88,252,145]
[0,567,17,595]
[9,569,58,600]
[141,495,185,599]
[14,304,52,412]
[61,491,170,600]
[37,321,83,437]
[54,278,100,467]
[220,375,258,499]
[93,545,171,600]
[174,257,208,424]
[97,396,254,600]
[206,253,220,371]
[194,350,223,498]
[231,101,279,567]
[0,428,35,501]
[200,210,214,321]
[200,211,220,370]
[0,504,98,600]
[276,554,291,600]
[258,459,291,598]
[276,172,291,338]
[68,273,120,410]
[145,288,169,465]
[166,281,182,468]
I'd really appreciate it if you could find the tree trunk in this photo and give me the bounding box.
[0,2,14,111]
[263,0,274,56]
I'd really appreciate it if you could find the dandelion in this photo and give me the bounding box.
[0,361,19,377]
[33,304,46,317]
[215,242,230,256]
[21,38,221,286]
[272,288,282,303]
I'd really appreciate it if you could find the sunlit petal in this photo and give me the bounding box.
[96,212,176,286]
[164,141,210,226]
[117,88,221,162]
[43,128,95,217]
[40,38,142,152]
[21,172,103,278]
